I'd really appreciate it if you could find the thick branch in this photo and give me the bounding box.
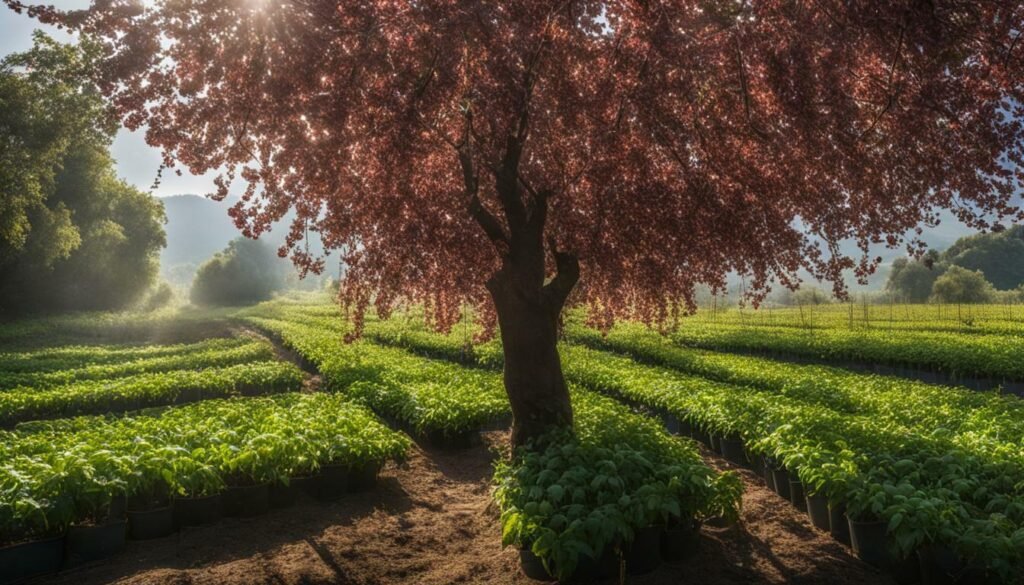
[543,237,580,309]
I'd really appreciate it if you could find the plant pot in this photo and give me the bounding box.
[693,429,711,447]
[661,519,700,562]
[0,536,64,583]
[709,434,722,455]
[847,515,888,568]
[662,412,681,434]
[917,545,971,585]
[749,452,766,477]
[65,519,127,567]
[422,428,478,449]
[625,525,663,575]
[806,494,830,531]
[128,506,175,540]
[889,550,922,585]
[720,436,747,466]
[108,494,127,521]
[315,464,350,501]
[348,462,381,492]
[223,483,270,518]
[771,467,791,500]
[789,480,807,513]
[762,457,776,491]
[678,417,694,438]
[519,547,551,581]
[268,479,303,508]
[568,547,617,583]
[175,494,223,528]
[829,502,851,546]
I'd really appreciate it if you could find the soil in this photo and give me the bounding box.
[31,432,891,585]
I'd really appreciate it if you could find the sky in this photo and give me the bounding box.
[1,4,216,197]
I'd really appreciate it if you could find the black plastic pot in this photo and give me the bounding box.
[422,429,478,449]
[223,483,270,518]
[291,474,319,499]
[847,515,888,568]
[519,547,551,580]
[175,494,223,528]
[108,494,127,521]
[678,416,694,438]
[315,464,350,501]
[749,452,766,477]
[128,506,175,540]
[789,480,807,514]
[625,525,663,575]
[65,519,127,567]
[829,502,851,546]
[720,436,747,466]
[0,536,64,583]
[889,551,922,585]
[661,518,700,562]
[771,467,791,500]
[693,429,711,447]
[806,494,830,531]
[917,545,976,585]
[709,434,721,454]
[269,481,298,508]
[662,412,681,435]
[348,462,381,492]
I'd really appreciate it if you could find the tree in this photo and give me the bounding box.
[885,250,945,302]
[0,34,165,315]
[190,237,286,307]
[13,1,1023,444]
[943,225,1024,291]
[930,266,996,304]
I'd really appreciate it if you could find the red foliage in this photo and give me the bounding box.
[11,0,1024,332]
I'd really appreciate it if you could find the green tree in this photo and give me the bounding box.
[0,33,165,315]
[943,225,1024,290]
[930,266,996,304]
[885,250,945,302]
[190,238,286,307]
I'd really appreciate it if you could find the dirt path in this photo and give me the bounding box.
[32,431,888,585]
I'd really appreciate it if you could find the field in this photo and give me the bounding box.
[2,294,1023,584]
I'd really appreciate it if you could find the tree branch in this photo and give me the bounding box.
[543,236,580,309]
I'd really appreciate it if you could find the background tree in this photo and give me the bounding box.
[14,1,1023,444]
[0,34,165,315]
[942,225,1024,291]
[885,250,945,302]
[930,266,996,304]
[190,237,286,307]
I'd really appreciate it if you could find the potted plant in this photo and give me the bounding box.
[62,455,129,568]
[171,454,224,528]
[125,449,176,540]
[0,489,65,583]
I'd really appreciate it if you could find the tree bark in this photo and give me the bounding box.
[488,261,576,447]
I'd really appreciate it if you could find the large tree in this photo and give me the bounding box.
[10,0,1023,444]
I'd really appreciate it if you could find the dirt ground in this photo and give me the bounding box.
[31,431,890,585]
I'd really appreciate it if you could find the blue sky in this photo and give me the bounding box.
[2,5,216,197]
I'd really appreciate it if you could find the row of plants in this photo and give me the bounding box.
[0,360,305,426]
[241,315,509,439]
[0,338,275,390]
[558,345,1024,581]
[0,337,250,375]
[0,393,409,548]
[675,303,1024,336]
[352,308,1024,580]
[494,387,742,581]
[658,321,1024,381]
[565,322,1024,447]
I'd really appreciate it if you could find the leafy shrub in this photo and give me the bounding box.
[190,238,286,307]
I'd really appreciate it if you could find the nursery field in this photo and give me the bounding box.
[1,294,1023,585]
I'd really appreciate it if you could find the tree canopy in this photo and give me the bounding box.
[190,237,286,307]
[11,0,1023,331]
[943,225,1024,291]
[930,265,996,304]
[0,33,166,315]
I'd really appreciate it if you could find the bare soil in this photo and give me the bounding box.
[32,432,890,585]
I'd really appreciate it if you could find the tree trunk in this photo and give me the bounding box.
[488,268,573,447]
